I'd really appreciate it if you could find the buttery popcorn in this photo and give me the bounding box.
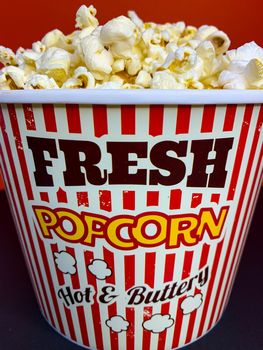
[0,4,263,90]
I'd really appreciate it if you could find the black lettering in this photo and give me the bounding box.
[127,286,146,305]
[187,138,233,188]
[149,141,187,185]
[59,140,107,186]
[108,142,147,184]
[58,286,75,307]
[27,136,58,186]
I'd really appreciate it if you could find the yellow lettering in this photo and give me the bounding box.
[132,214,167,246]
[196,207,229,239]
[169,216,198,248]
[55,210,85,242]
[34,207,58,238]
[107,217,135,249]
[83,214,107,245]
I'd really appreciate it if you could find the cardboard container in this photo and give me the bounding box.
[0,90,262,350]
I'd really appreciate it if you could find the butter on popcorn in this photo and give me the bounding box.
[0,4,263,90]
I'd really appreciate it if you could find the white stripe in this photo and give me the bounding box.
[163,106,177,137]
[79,105,95,139]
[178,245,202,347]
[78,249,97,349]
[94,242,111,350]
[164,247,185,349]
[149,248,167,350]
[114,252,127,350]
[134,251,145,350]
[188,105,203,135]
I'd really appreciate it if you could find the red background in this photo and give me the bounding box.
[0,0,262,189]
[0,0,262,51]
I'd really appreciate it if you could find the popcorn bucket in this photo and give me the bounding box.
[0,90,262,350]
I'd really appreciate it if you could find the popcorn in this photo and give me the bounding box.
[25,74,59,89]
[206,30,231,55]
[0,66,25,89]
[0,46,18,66]
[135,70,152,87]
[80,29,114,79]
[100,16,138,59]
[0,4,263,90]
[75,4,99,29]
[36,47,71,85]
[219,42,263,89]
[151,71,183,89]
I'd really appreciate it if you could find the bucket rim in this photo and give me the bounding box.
[0,89,263,105]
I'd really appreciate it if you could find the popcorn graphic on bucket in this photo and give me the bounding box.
[0,94,262,350]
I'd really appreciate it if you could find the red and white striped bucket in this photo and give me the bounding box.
[0,90,262,350]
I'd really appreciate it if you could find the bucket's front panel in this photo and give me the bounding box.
[0,103,262,350]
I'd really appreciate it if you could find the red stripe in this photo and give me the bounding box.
[8,104,34,200]
[201,105,216,133]
[176,106,191,134]
[43,104,57,132]
[144,252,156,289]
[0,109,55,327]
[223,105,237,132]
[51,244,65,286]
[197,240,223,337]
[99,190,112,212]
[125,255,135,291]
[64,306,77,341]
[125,255,135,350]
[169,189,182,210]
[211,107,263,326]
[147,191,159,206]
[57,187,68,203]
[227,105,253,200]
[185,244,210,344]
[40,192,49,202]
[84,250,103,350]
[121,105,136,135]
[172,251,194,348]
[66,247,90,346]
[142,252,156,350]
[66,104,81,133]
[36,229,65,333]
[149,105,164,136]
[0,137,48,321]
[76,306,90,347]
[123,190,135,210]
[158,253,176,350]
[77,192,89,207]
[66,247,80,289]
[211,193,220,204]
[191,193,202,208]
[104,248,119,350]
[93,105,108,137]
[23,104,36,130]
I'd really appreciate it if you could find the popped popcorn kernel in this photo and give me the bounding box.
[0,4,262,90]
[36,47,71,85]
[75,4,99,30]
[25,74,59,89]
[0,46,18,66]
